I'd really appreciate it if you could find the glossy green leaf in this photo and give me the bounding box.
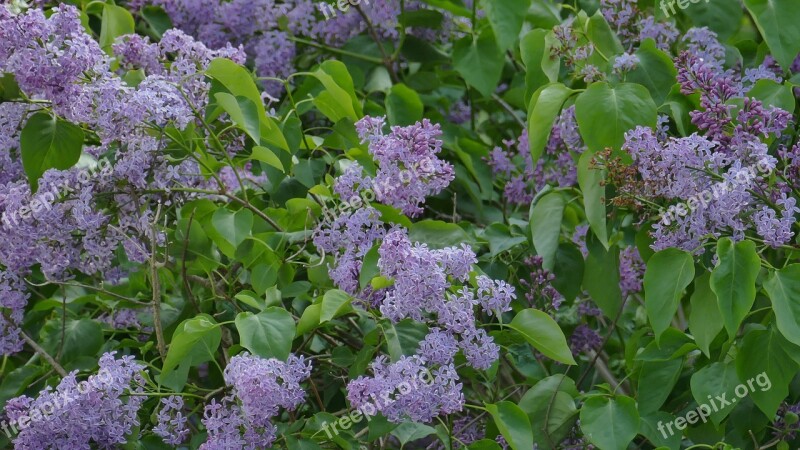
[509,309,576,365]
[235,308,295,360]
[520,29,560,103]
[529,192,565,271]
[385,83,423,126]
[748,79,796,113]
[627,39,677,106]
[743,0,800,69]
[320,289,353,323]
[453,28,505,97]
[710,238,760,339]
[575,82,657,152]
[644,249,694,342]
[528,83,575,164]
[211,208,253,250]
[161,315,221,384]
[583,237,622,318]
[579,396,639,450]
[486,401,534,450]
[736,327,800,418]
[688,273,724,357]
[20,113,84,193]
[690,361,741,426]
[99,4,135,52]
[578,151,608,248]
[765,265,800,347]
[482,0,530,51]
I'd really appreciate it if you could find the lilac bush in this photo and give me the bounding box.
[1,0,800,449]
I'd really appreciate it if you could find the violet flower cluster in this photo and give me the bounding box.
[5,352,147,449]
[486,106,586,206]
[200,353,311,449]
[621,33,797,251]
[0,5,257,355]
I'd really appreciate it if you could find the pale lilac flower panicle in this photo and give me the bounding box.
[7,352,147,449]
[355,116,455,217]
[153,395,190,445]
[346,355,464,423]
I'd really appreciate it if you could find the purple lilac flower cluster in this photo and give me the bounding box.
[346,354,464,423]
[200,353,312,449]
[134,0,465,96]
[618,246,645,298]
[486,106,586,206]
[153,395,190,445]
[5,352,147,449]
[622,37,796,251]
[520,255,564,311]
[0,5,255,355]
[352,116,455,217]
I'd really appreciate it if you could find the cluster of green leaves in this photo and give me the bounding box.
[5,0,800,449]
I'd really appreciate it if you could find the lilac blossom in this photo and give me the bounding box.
[346,355,464,423]
[7,352,147,449]
[153,396,190,445]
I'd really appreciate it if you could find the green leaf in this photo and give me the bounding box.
[586,11,624,61]
[710,238,760,339]
[583,237,622,318]
[385,83,424,126]
[684,0,744,40]
[644,249,694,342]
[627,39,677,107]
[518,375,579,446]
[486,401,534,450]
[42,318,103,364]
[690,361,741,426]
[296,303,322,336]
[482,0,531,51]
[211,208,253,249]
[688,273,724,357]
[529,192,565,271]
[743,0,800,69]
[251,146,285,172]
[528,83,575,164]
[552,243,586,302]
[310,60,362,122]
[579,396,639,450]
[235,308,295,360]
[140,6,172,39]
[575,82,657,152]
[736,327,800,418]
[748,79,796,112]
[409,220,472,248]
[520,30,560,103]
[765,265,800,347]
[206,58,265,118]
[214,92,262,143]
[20,113,84,193]
[453,28,505,98]
[509,309,576,365]
[99,4,135,52]
[637,358,683,415]
[484,223,528,257]
[320,289,353,323]
[161,315,221,384]
[578,151,608,247]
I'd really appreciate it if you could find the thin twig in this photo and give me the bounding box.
[20,330,67,377]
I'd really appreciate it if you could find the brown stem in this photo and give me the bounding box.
[20,330,67,377]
